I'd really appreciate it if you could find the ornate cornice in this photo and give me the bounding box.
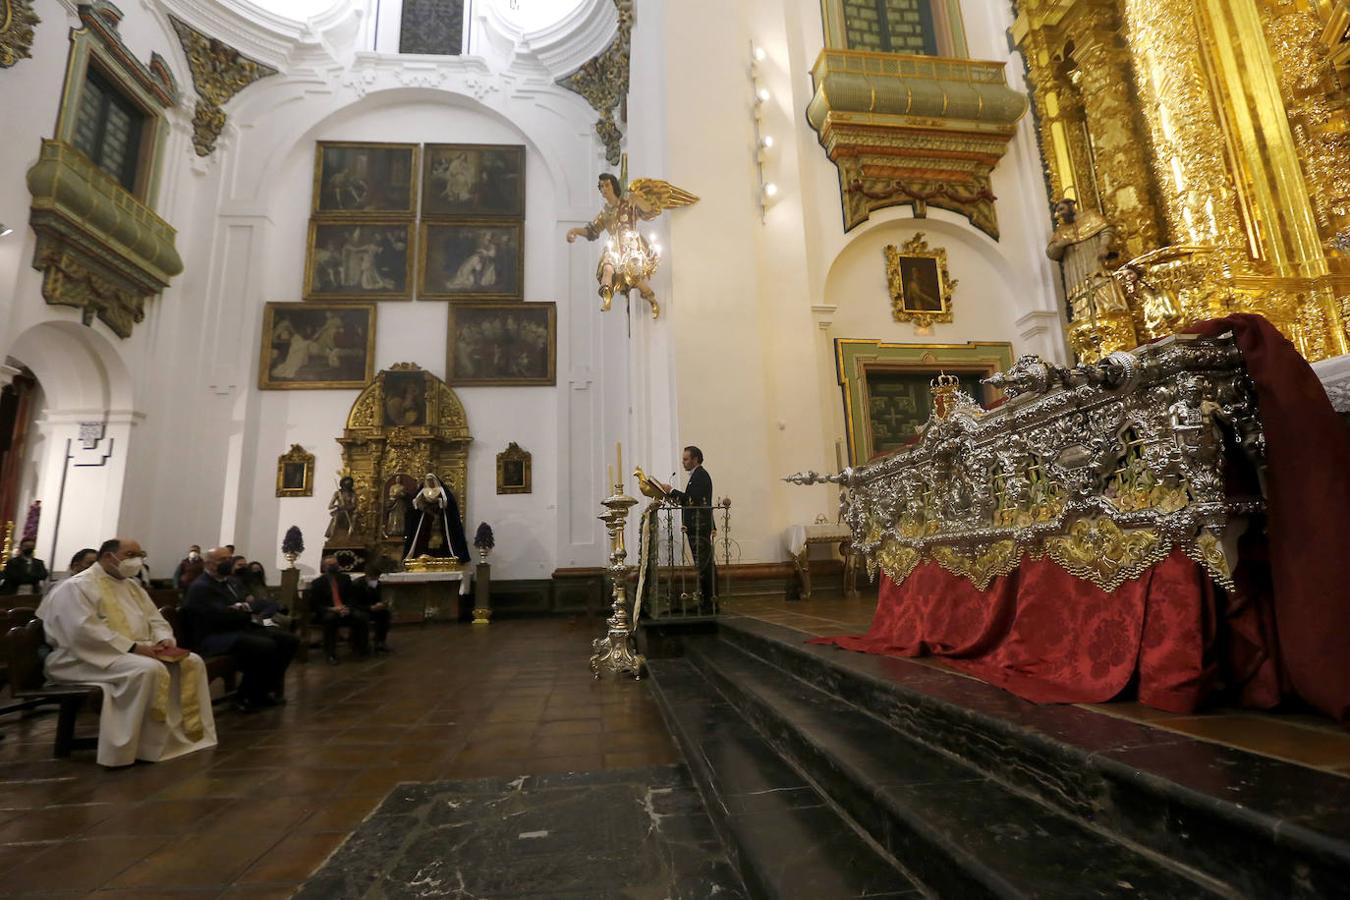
[27,140,183,338]
[556,0,631,164]
[806,49,1028,238]
[167,14,279,157]
[0,0,40,68]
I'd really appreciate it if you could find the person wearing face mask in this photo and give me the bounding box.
[1,538,49,595]
[305,554,370,664]
[184,547,299,711]
[352,561,392,653]
[172,545,204,593]
[34,537,217,767]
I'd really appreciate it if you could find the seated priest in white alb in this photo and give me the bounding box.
[36,537,217,767]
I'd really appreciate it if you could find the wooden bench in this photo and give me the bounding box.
[2,619,100,758]
[158,605,238,698]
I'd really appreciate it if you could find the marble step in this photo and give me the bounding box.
[715,617,1350,900]
[646,657,925,900]
[688,636,1219,900]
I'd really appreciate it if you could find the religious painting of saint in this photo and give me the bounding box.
[313,142,418,217]
[446,302,556,386]
[496,441,532,494]
[382,371,427,427]
[421,144,525,218]
[258,302,376,390]
[864,369,987,458]
[275,444,315,497]
[884,234,957,327]
[419,222,523,300]
[305,221,414,301]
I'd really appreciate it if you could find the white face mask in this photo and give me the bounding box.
[367,578,379,588]
[117,557,144,578]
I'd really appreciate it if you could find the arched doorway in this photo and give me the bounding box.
[1,321,136,575]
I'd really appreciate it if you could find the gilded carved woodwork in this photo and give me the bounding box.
[884,232,957,328]
[332,365,472,560]
[557,0,632,165]
[0,0,39,68]
[788,333,1266,594]
[168,16,278,158]
[27,140,182,338]
[806,49,1028,237]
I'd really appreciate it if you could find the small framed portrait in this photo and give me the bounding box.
[259,302,376,390]
[313,142,419,217]
[419,221,523,300]
[422,144,525,218]
[884,233,957,328]
[447,302,556,386]
[496,442,532,495]
[276,444,315,497]
[382,369,427,427]
[305,220,414,301]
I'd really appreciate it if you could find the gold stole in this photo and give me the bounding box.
[95,578,205,741]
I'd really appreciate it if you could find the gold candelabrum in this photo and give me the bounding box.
[589,443,646,680]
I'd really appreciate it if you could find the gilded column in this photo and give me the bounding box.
[1121,0,1249,255]
[1060,2,1165,261]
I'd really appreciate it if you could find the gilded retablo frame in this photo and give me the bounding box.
[276,444,315,497]
[885,233,957,329]
[496,441,532,495]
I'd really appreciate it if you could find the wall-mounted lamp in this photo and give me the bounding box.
[0,224,12,238]
[750,41,777,221]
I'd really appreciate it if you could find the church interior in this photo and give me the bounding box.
[1,0,1349,895]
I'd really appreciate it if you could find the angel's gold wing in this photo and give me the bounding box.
[626,178,700,213]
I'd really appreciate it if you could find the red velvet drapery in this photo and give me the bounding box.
[813,315,1350,723]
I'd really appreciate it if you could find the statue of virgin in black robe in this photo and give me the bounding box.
[402,473,471,562]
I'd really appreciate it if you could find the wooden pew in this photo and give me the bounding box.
[2,619,100,758]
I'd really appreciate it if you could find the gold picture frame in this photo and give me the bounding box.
[446,302,556,386]
[418,220,524,301]
[304,219,415,301]
[421,143,526,219]
[885,233,958,328]
[496,442,532,494]
[258,302,377,390]
[312,141,420,218]
[276,444,315,497]
[836,338,1014,465]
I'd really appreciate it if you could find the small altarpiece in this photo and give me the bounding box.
[324,363,471,567]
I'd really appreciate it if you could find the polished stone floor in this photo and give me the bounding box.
[0,618,678,897]
[723,591,1350,778]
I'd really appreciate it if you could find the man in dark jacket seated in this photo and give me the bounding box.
[184,547,299,711]
[306,555,370,665]
[353,562,392,654]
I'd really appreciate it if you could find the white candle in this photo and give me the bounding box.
[616,442,623,481]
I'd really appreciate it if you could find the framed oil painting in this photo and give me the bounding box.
[835,338,1013,465]
[259,302,376,390]
[304,220,414,301]
[382,369,428,427]
[884,233,957,328]
[421,144,525,218]
[276,444,315,497]
[496,442,532,494]
[447,302,556,386]
[313,142,418,217]
[419,221,523,300]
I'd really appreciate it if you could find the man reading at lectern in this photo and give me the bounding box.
[660,446,716,610]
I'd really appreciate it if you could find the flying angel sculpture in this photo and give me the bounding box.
[566,171,698,320]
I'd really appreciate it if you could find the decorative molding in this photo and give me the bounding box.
[168,15,279,157]
[27,140,183,339]
[0,0,39,68]
[556,0,631,164]
[805,49,1027,238]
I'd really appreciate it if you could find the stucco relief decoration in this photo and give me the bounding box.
[0,0,40,68]
[168,15,278,157]
[557,0,632,165]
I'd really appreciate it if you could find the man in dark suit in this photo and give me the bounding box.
[661,445,717,609]
[306,554,370,664]
[352,563,392,653]
[1,538,48,595]
[183,547,298,711]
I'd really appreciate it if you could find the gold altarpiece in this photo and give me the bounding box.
[1015,0,1350,363]
[327,364,471,562]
